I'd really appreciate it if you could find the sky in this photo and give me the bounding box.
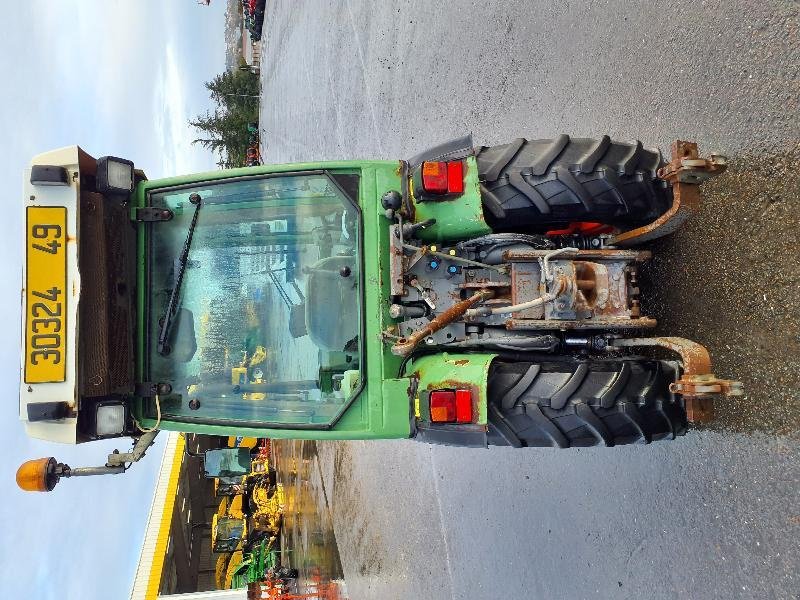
[0,2,227,598]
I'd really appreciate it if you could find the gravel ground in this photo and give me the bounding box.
[648,147,800,434]
[260,1,799,598]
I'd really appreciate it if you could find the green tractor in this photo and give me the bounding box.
[229,537,294,590]
[16,136,743,492]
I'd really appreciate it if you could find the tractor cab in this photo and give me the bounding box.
[203,447,251,479]
[146,171,364,429]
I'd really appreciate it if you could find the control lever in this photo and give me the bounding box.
[401,218,436,239]
[409,278,436,310]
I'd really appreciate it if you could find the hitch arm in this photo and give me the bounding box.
[610,337,743,423]
[611,140,727,247]
[391,289,495,356]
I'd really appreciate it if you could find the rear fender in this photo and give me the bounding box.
[410,352,496,447]
[407,135,475,169]
[407,136,491,242]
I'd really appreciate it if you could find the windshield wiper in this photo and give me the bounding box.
[157,193,202,355]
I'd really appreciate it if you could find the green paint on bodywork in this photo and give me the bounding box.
[131,159,498,440]
[411,156,491,242]
[133,161,412,440]
[231,537,278,588]
[411,353,496,425]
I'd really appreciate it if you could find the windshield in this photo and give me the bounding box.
[145,173,362,428]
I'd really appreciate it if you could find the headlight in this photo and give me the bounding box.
[96,156,134,194]
[95,402,126,437]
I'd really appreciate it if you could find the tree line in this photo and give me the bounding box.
[190,64,260,168]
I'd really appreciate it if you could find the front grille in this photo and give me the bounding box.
[78,191,136,397]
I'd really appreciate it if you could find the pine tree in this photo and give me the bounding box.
[189,65,260,167]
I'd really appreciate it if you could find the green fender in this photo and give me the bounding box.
[411,156,491,242]
[410,353,497,425]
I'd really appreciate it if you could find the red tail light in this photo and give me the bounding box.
[446,161,464,194]
[421,160,464,195]
[430,391,456,422]
[422,162,448,194]
[455,389,473,422]
[429,389,473,423]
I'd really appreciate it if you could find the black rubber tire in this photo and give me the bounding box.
[486,357,687,448]
[475,135,672,231]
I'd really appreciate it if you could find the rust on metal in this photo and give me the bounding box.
[656,140,727,184]
[610,336,743,423]
[611,140,727,247]
[391,289,495,356]
[683,396,715,423]
[610,171,700,246]
[504,248,652,262]
[506,317,657,330]
[388,223,407,297]
[571,261,611,316]
[498,249,650,327]
[458,281,510,289]
[510,262,544,319]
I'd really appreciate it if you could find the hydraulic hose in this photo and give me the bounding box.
[465,276,568,318]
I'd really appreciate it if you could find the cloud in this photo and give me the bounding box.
[33,2,150,126]
[30,1,216,175]
[154,42,203,176]
[0,2,227,597]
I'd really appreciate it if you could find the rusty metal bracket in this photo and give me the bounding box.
[389,224,408,297]
[610,336,743,423]
[507,317,657,331]
[503,248,652,262]
[391,289,495,356]
[610,140,727,247]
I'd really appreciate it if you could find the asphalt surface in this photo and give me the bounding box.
[260,2,800,599]
[275,439,349,599]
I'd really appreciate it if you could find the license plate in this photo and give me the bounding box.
[25,206,67,383]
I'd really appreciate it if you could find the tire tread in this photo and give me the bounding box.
[487,358,687,448]
[476,136,671,230]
